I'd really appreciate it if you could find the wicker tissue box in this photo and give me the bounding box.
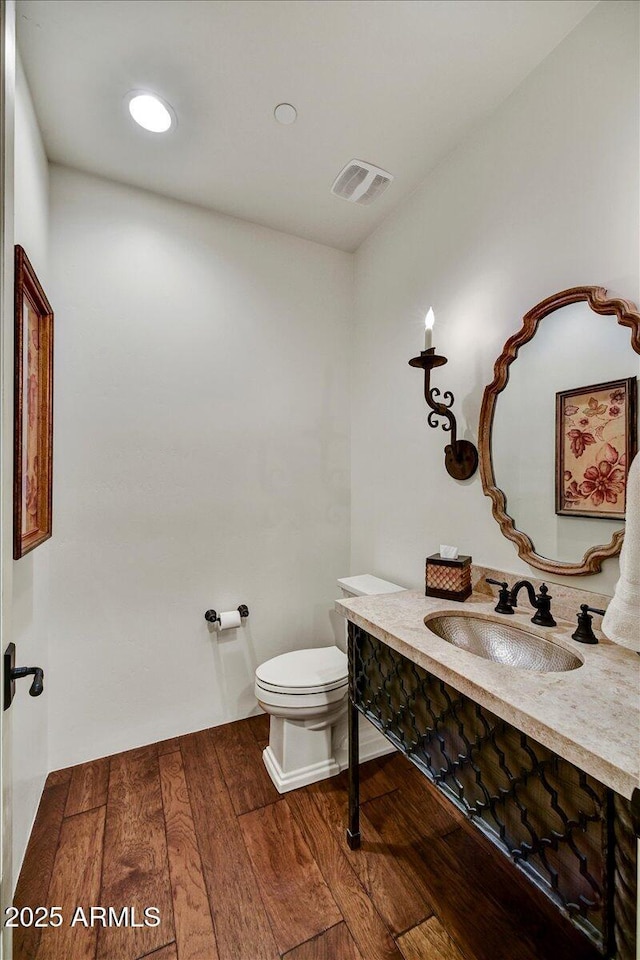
[425,553,472,602]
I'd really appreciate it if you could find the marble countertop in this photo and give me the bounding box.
[335,589,640,800]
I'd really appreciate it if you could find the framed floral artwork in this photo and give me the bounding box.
[13,245,54,559]
[556,377,637,520]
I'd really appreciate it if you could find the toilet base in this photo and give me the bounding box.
[333,712,395,772]
[356,715,396,764]
[263,745,340,793]
[261,705,346,794]
[261,708,395,794]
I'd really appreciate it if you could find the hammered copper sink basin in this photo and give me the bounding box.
[424,613,583,673]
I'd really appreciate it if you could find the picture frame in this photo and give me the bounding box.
[555,377,637,520]
[13,245,54,559]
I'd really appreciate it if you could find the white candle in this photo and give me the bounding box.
[424,307,435,351]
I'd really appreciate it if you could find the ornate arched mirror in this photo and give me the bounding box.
[479,287,639,575]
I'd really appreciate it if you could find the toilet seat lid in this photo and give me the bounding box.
[256,647,347,695]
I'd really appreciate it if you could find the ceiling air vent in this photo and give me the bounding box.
[330,159,394,205]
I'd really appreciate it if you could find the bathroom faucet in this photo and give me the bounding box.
[485,578,515,615]
[508,580,556,628]
[571,604,606,644]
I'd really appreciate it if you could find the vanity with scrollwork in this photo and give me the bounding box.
[339,288,640,960]
[338,583,638,959]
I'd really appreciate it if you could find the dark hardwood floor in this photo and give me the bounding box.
[14,716,600,960]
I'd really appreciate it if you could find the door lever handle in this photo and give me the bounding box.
[4,643,44,710]
[10,666,44,697]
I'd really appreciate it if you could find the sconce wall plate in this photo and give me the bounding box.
[409,347,478,481]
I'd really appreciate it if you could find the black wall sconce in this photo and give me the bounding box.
[409,345,478,481]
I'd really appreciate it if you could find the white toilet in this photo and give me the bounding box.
[255,574,405,793]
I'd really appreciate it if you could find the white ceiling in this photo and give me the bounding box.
[17,0,597,252]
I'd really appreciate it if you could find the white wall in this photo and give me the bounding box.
[18,0,636,802]
[351,0,639,598]
[47,166,352,769]
[12,54,50,887]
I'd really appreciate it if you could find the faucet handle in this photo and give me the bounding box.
[485,578,515,615]
[531,583,556,627]
[572,604,606,644]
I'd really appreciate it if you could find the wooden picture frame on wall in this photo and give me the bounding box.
[13,245,54,559]
[555,377,637,521]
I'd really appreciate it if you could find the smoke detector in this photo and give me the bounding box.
[330,159,394,205]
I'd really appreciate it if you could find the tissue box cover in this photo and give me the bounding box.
[425,554,472,601]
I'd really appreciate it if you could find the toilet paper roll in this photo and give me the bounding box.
[218,610,242,630]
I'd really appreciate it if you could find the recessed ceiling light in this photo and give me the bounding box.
[127,92,174,133]
[274,103,297,125]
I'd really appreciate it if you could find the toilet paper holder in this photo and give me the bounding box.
[204,605,249,625]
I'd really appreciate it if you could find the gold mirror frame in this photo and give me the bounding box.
[479,286,640,576]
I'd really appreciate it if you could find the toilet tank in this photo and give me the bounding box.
[335,575,406,653]
[337,574,406,599]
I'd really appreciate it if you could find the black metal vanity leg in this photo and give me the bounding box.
[606,789,639,960]
[347,696,361,849]
[604,790,617,960]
